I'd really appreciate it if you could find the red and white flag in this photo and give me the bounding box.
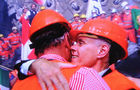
[20,14,36,60]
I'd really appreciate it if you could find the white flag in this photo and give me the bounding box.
[86,0,103,19]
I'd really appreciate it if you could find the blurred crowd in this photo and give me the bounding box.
[0,26,21,69]
[71,5,140,46]
[0,3,40,69]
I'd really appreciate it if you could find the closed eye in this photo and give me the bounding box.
[77,39,85,46]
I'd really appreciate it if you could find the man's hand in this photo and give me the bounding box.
[30,59,72,90]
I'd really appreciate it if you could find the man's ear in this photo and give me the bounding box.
[64,33,71,49]
[97,44,110,58]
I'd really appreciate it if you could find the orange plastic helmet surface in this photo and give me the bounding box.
[29,9,71,38]
[80,14,86,18]
[70,19,128,59]
[74,14,79,17]
[129,5,139,9]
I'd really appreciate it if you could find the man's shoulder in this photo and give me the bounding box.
[103,70,139,89]
[7,33,14,38]
[62,66,99,80]
[12,75,42,90]
[60,62,81,74]
[69,67,110,89]
[61,65,98,77]
[8,33,14,35]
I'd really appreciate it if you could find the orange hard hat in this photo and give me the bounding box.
[70,19,128,59]
[40,6,46,10]
[74,14,79,17]
[29,9,71,39]
[129,5,139,9]
[80,14,86,18]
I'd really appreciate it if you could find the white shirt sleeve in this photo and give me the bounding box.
[20,60,35,75]
[99,68,109,77]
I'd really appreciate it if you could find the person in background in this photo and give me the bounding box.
[40,6,46,11]
[110,8,117,21]
[0,35,3,64]
[91,9,100,19]
[71,13,80,30]
[24,3,37,25]
[77,14,87,30]
[8,26,21,52]
[19,7,29,24]
[0,33,14,68]
[137,16,140,45]
[111,11,124,28]
[0,34,8,63]
[9,69,18,87]
[0,34,11,61]
[7,26,21,66]
[100,11,106,19]
[123,6,136,43]
[131,6,140,45]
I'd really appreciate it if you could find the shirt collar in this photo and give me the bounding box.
[40,54,67,62]
[99,68,109,76]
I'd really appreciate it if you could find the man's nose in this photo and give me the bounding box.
[71,42,78,54]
